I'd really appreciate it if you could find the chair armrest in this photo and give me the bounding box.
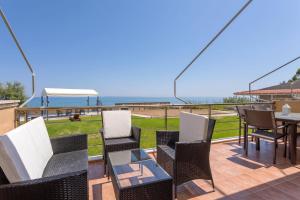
[131,126,141,145]
[274,124,289,135]
[0,170,88,200]
[276,124,288,129]
[156,131,179,148]
[51,134,87,154]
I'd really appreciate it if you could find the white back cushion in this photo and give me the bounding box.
[24,117,53,171]
[103,110,132,139]
[0,117,53,183]
[179,112,209,142]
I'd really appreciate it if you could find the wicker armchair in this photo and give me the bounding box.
[100,110,141,174]
[100,127,141,174]
[156,113,216,197]
[0,134,88,200]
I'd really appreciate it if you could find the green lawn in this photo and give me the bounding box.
[46,115,239,156]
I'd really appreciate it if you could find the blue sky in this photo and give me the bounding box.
[1,0,300,97]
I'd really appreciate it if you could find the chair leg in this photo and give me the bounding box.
[238,120,242,145]
[289,141,291,159]
[174,184,177,198]
[273,140,277,164]
[284,135,287,158]
[104,151,109,178]
[238,129,241,145]
[255,137,260,151]
[245,126,248,156]
[107,163,110,180]
[251,128,255,141]
[211,178,215,192]
[104,157,107,175]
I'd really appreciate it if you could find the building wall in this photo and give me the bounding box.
[0,100,19,135]
[274,100,300,112]
[259,95,272,101]
[259,95,293,101]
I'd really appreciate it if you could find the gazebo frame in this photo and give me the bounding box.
[41,88,101,119]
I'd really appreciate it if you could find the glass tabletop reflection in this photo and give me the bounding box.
[108,149,151,167]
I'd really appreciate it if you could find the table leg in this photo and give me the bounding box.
[288,124,297,165]
[244,125,248,156]
[243,124,247,150]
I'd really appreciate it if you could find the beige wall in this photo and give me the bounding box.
[0,100,19,135]
[0,107,16,135]
[274,100,300,112]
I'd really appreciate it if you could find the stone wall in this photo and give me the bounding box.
[0,100,20,135]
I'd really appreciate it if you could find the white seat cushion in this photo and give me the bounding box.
[0,117,53,183]
[179,112,209,142]
[103,110,132,139]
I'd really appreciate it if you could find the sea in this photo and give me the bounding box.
[27,96,224,107]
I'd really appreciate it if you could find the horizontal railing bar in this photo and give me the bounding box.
[46,119,101,124]
[16,102,273,111]
[215,120,239,123]
[214,129,240,132]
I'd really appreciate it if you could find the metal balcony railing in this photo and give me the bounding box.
[15,102,273,156]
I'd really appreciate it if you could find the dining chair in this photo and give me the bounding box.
[244,110,288,164]
[236,105,254,146]
[252,104,273,111]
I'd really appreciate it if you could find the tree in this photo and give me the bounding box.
[0,81,27,103]
[289,68,300,82]
[223,96,250,104]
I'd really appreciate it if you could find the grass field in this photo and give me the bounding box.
[46,115,239,156]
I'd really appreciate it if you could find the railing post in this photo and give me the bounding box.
[271,101,276,111]
[164,107,168,130]
[25,111,28,122]
[100,108,104,127]
[14,109,18,127]
[46,108,49,121]
[208,105,212,119]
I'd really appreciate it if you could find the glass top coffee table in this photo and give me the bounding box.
[108,149,173,200]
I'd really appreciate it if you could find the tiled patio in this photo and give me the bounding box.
[88,139,300,200]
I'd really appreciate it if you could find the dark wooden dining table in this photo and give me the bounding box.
[275,112,300,165]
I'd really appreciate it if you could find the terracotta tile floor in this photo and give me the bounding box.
[88,139,300,200]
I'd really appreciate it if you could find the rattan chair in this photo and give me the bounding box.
[252,104,273,111]
[100,110,141,175]
[156,114,216,197]
[244,110,287,164]
[0,134,88,200]
[236,105,254,145]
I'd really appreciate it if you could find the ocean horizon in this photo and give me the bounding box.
[27,96,225,107]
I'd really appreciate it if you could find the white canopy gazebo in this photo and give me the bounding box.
[41,88,100,107]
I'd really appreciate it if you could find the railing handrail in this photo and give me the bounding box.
[174,0,253,104]
[249,56,300,101]
[16,102,273,111]
[0,7,36,108]
[14,101,275,156]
